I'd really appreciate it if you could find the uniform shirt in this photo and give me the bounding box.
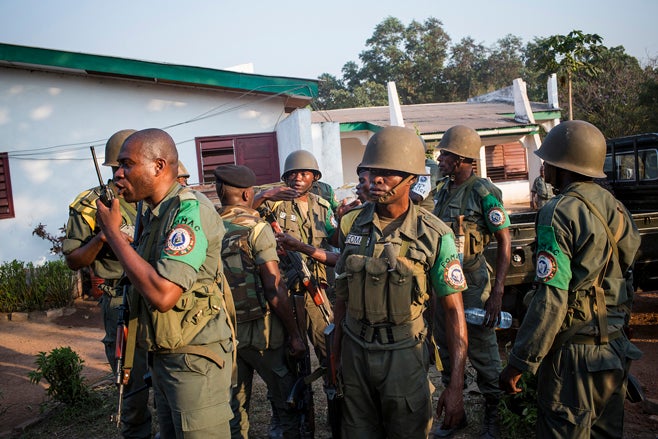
[336,202,466,300]
[508,181,641,373]
[311,180,340,213]
[262,193,336,282]
[220,205,285,350]
[136,182,227,347]
[432,175,510,254]
[532,176,554,208]
[62,181,137,280]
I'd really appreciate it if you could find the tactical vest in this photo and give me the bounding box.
[137,188,226,351]
[433,176,494,264]
[337,205,430,327]
[221,213,269,323]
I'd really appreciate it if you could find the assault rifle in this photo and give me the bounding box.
[90,146,115,207]
[287,293,318,437]
[110,201,142,427]
[324,323,343,438]
[260,207,333,325]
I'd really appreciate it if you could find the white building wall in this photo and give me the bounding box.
[277,109,343,189]
[0,66,291,263]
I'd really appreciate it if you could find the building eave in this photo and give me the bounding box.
[0,43,318,110]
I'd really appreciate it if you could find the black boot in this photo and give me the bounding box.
[480,397,500,439]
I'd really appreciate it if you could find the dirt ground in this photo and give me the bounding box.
[1,291,657,438]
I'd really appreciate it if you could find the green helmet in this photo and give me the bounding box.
[438,125,482,160]
[103,129,136,167]
[281,150,321,180]
[534,120,606,178]
[360,126,428,175]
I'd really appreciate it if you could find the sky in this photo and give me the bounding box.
[0,0,657,80]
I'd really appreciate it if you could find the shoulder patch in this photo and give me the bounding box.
[164,224,196,256]
[444,260,466,289]
[487,207,507,227]
[535,251,557,281]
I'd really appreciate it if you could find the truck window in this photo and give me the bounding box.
[605,148,658,181]
[641,149,658,180]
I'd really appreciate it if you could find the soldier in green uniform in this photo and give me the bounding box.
[530,164,554,210]
[333,126,469,438]
[62,129,152,439]
[96,128,235,438]
[431,125,511,439]
[259,150,337,362]
[500,120,642,438]
[410,137,442,211]
[214,164,306,439]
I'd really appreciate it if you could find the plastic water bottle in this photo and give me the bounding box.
[464,307,513,329]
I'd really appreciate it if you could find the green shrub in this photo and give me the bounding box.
[28,346,91,406]
[500,370,538,438]
[0,259,75,313]
[0,260,30,312]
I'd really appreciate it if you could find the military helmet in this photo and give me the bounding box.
[177,161,190,178]
[103,129,136,167]
[438,125,482,160]
[534,120,606,178]
[281,150,321,180]
[360,126,428,175]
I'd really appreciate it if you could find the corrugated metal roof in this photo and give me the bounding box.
[312,101,559,135]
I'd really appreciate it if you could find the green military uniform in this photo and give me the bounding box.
[508,182,642,438]
[335,202,466,438]
[311,180,339,213]
[220,205,299,439]
[411,158,441,211]
[62,182,151,439]
[432,175,510,398]
[532,175,554,209]
[262,194,336,361]
[134,183,234,438]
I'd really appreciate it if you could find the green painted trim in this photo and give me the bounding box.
[0,43,318,98]
[339,122,382,133]
[500,110,562,120]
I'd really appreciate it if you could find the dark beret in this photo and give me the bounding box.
[213,164,256,188]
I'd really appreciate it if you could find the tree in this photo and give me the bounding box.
[526,30,604,120]
[573,46,647,137]
[442,36,488,101]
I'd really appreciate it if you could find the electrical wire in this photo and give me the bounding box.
[4,83,317,161]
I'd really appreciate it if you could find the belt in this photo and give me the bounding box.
[345,315,425,344]
[570,330,623,345]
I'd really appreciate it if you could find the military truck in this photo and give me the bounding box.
[488,133,658,317]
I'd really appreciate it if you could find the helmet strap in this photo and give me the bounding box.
[377,174,416,204]
[448,157,464,181]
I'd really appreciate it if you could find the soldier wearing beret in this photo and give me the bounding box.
[215,164,306,438]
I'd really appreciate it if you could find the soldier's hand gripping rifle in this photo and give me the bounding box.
[90,146,115,207]
[260,207,333,326]
[109,201,142,428]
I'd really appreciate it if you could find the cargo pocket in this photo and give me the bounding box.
[345,255,367,320]
[180,400,233,432]
[387,257,414,324]
[363,257,389,323]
